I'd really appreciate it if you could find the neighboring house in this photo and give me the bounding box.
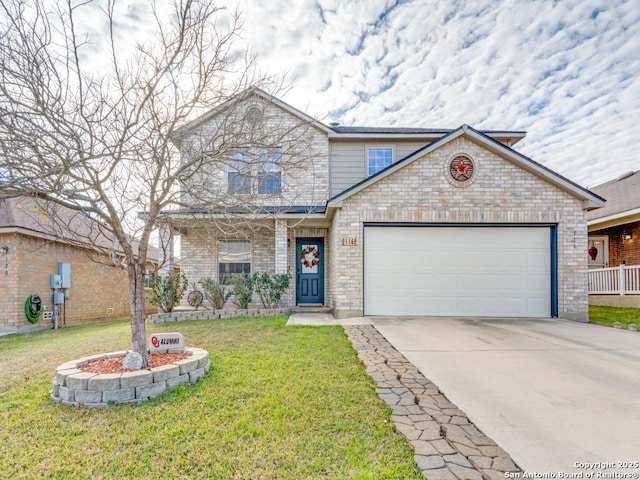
[0,196,158,334]
[161,88,604,321]
[587,171,640,307]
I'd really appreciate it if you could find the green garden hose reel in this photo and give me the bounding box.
[24,294,43,324]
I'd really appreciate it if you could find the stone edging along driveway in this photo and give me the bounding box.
[345,325,521,480]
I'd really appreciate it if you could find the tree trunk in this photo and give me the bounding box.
[128,263,149,368]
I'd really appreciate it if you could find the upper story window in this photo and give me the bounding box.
[227,148,282,195]
[257,148,282,195]
[228,154,251,195]
[367,147,393,176]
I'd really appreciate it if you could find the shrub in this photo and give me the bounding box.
[200,278,232,310]
[149,272,188,313]
[251,272,291,309]
[231,274,254,309]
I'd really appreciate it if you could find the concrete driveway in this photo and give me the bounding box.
[371,317,640,474]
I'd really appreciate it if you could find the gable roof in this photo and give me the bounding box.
[587,170,640,228]
[172,87,331,145]
[328,124,605,211]
[0,196,160,262]
[173,87,527,147]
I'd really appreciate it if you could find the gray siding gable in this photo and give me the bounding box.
[329,140,432,197]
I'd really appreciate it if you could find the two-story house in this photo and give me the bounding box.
[161,87,604,321]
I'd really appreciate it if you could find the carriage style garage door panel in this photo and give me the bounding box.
[364,226,552,317]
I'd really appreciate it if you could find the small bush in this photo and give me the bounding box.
[150,272,188,313]
[251,272,291,309]
[231,274,254,309]
[200,277,232,310]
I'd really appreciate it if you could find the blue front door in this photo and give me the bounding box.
[296,238,324,304]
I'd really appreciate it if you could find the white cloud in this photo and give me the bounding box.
[71,0,640,187]
[214,0,638,188]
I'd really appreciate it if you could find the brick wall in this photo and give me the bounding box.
[179,225,277,308]
[179,223,331,308]
[0,233,155,333]
[593,221,640,266]
[328,137,590,320]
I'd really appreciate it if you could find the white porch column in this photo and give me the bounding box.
[157,223,175,276]
[275,219,288,274]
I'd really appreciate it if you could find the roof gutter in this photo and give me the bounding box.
[327,130,526,145]
[588,207,640,231]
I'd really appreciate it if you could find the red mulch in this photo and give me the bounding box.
[79,353,190,374]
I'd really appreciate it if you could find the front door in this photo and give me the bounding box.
[587,236,609,269]
[296,238,324,304]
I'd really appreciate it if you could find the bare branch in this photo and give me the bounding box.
[0,0,320,366]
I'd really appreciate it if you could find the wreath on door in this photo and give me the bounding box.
[300,246,320,268]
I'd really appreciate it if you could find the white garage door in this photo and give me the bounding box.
[364,226,551,317]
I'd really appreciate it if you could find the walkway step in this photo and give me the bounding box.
[289,306,333,314]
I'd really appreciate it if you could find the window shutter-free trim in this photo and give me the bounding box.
[367,146,393,176]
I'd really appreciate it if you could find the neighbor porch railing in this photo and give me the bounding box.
[588,264,640,295]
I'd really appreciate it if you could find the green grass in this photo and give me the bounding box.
[589,305,640,327]
[0,316,422,480]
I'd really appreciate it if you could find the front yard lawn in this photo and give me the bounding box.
[0,316,422,479]
[589,305,640,327]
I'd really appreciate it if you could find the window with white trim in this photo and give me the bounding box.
[367,147,393,176]
[218,240,251,284]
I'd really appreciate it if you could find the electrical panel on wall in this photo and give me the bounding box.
[50,274,62,289]
[58,262,71,289]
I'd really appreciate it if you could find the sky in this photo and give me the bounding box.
[75,0,640,189]
[217,0,639,189]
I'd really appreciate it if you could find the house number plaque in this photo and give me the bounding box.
[342,238,357,246]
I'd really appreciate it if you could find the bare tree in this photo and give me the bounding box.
[0,0,319,366]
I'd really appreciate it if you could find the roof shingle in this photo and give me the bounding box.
[586,171,640,220]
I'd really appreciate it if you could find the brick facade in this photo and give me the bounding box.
[591,221,640,267]
[327,137,589,321]
[180,136,591,321]
[179,225,277,308]
[0,232,155,334]
[178,223,329,309]
[171,92,599,321]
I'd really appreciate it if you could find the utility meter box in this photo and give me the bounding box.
[50,274,62,289]
[58,262,71,289]
[53,292,65,305]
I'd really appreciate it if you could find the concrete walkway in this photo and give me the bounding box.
[286,313,372,326]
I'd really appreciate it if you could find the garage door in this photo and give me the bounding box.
[364,226,552,317]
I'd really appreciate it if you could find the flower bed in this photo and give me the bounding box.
[50,347,210,408]
[148,308,289,323]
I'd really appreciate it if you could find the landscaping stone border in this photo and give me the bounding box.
[50,347,210,408]
[148,308,290,323]
[345,325,521,480]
